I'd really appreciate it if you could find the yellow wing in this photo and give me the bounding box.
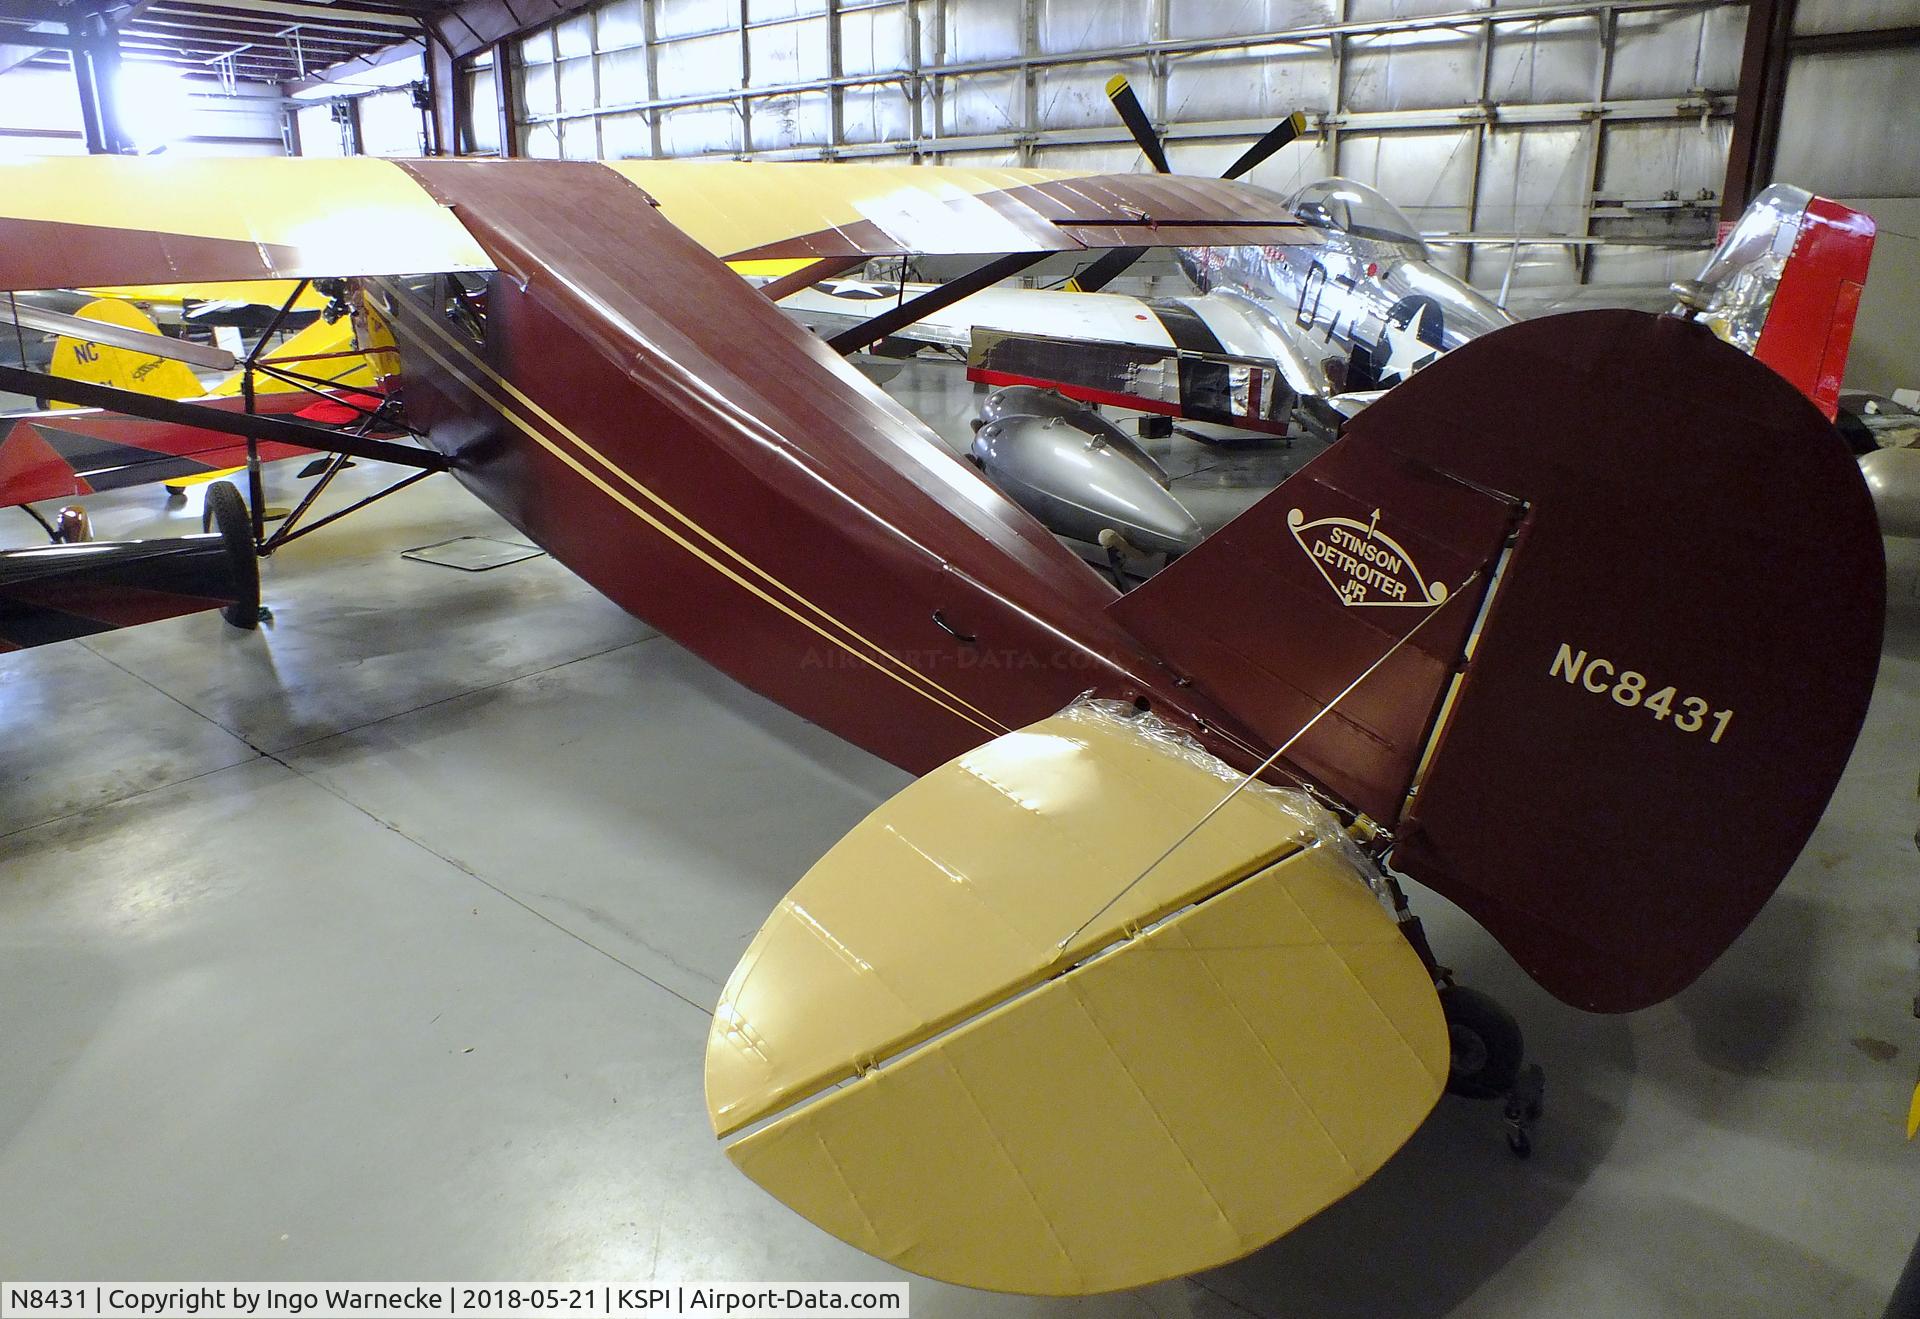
[0,157,1310,291]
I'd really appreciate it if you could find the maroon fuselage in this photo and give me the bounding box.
[373,161,1887,1019]
[380,159,1265,778]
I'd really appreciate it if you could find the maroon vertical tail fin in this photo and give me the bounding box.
[1111,310,1883,1012]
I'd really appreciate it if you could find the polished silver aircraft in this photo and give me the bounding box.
[1171,177,1515,417]
[777,173,1512,441]
[776,78,1515,444]
[775,82,1884,562]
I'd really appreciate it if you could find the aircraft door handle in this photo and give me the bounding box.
[931,610,976,644]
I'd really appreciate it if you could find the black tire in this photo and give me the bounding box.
[1440,983,1524,1100]
[202,480,261,631]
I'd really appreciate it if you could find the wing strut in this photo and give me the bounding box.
[0,300,239,371]
[759,255,866,303]
[825,251,1052,355]
[0,363,446,473]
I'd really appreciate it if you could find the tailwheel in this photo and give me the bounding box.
[202,480,264,630]
[1439,983,1523,1100]
[1437,982,1545,1157]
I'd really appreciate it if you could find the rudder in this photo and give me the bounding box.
[1112,310,1884,1012]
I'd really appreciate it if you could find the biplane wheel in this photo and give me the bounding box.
[202,480,262,632]
[1439,983,1524,1100]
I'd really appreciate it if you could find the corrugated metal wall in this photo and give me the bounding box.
[1773,0,1920,198]
[507,0,1752,290]
[1770,0,1920,394]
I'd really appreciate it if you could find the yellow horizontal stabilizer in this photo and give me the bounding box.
[708,706,1330,1135]
[709,705,1447,1294]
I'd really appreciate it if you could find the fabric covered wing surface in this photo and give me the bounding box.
[0,158,492,291]
[705,705,1335,1135]
[0,158,1311,292]
[709,704,1446,1295]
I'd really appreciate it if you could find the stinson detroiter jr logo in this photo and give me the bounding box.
[1287,507,1448,608]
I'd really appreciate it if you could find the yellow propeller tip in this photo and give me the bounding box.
[1105,74,1131,97]
[1290,111,1308,132]
[1907,1081,1919,1140]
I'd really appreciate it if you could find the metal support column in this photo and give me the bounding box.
[67,8,129,154]
[1722,0,1796,221]
[1577,6,1618,285]
[492,38,517,156]
[737,0,751,156]
[424,27,458,154]
[1462,17,1493,285]
[89,14,125,152]
[826,0,844,157]
[641,1,661,158]
[904,0,923,158]
[69,28,106,153]
[1018,0,1038,167]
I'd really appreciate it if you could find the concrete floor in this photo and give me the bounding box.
[2,360,1918,1316]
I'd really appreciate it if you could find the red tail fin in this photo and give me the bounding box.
[1113,310,1883,1012]
[1691,185,1875,420]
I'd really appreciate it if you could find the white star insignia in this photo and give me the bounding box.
[1378,303,1440,384]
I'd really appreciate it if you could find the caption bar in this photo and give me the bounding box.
[2,1285,908,1319]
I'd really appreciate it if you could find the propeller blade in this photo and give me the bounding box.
[1222,111,1308,181]
[1104,75,1170,175]
[1064,245,1147,294]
